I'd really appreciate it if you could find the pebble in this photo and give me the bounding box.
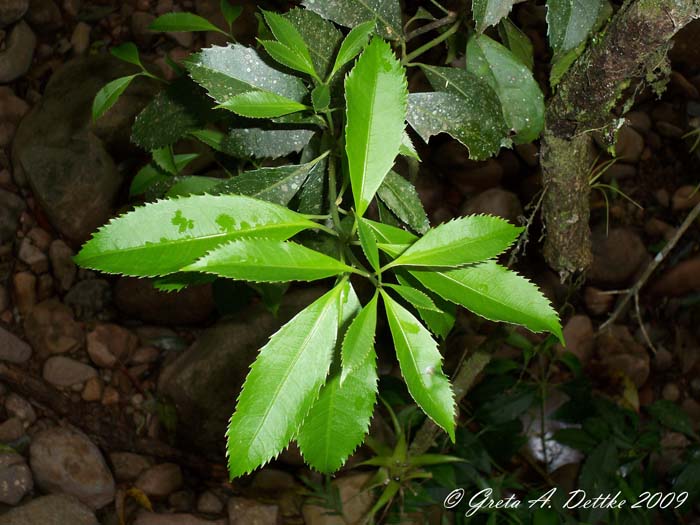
[0,493,98,524]
[70,21,90,54]
[0,284,8,311]
[558,315,594,365]
[197,490,224,515]
[130,11,155,47]
[302,473,374,525]
[36,273,53,301]
[5,393,35,424]
[690,377,700,399]
[18,238,48,273]
[26,227,51,251]
[228,497,279,525]
[0,88,30,147]
[29,426,115,509]
[109,452,152,482]
[662,382,681,402]
[12,272,36,315]
[461,188,523,224]
[101,385,119,405]
[0,21,36,83]
[48,239,76,291]
[626,111,652,134]
[43,356,97,387]
[130,346,160,365]
[81,376,103,402]
[132,512,226,525]
[650,256,700,297]
[169,490,195,512]
[0,0,29,27]
[681,398,700,428]
[64,279,112,321]
[0,452,33,505]
[671,185,700,211]
[0,417,24,442]
[24,299,84,354]
[86,324,137,368]
[0,327,31,363]
[0,189,25,244]
[652,348,673,372]
[614,124,644,163]
[597,325,650,387]
[135,463,183,498]
[25,0,62,32]
[583,286,613,316]
[588,228,648,285]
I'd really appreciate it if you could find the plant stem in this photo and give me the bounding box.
[402,21,460,64]
[327,155,343,234]
[405,12,457,42]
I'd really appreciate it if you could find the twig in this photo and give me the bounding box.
[405,12,457,41]
[635,292,658,354]
[600,200,700,330]
[508,189,546,268]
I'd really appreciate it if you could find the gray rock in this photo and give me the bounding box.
[0,87,30,147]
[11,55,155,241]
[0,21,36,83]
[0,418,24,442]
[0,0,29,27]
[158,288,324,452]
[0,189,25,244]
[0,327,31,363]
[42,356,97,387]
[133,512,226,525]
[0,494,98,525]
[461,188,523,224]
[24,299,84,355]
[135,463,183,498]
[228,498,278,525]
[588,228,648,286]
[64,279,112,320]
[109,451,152,482]
[29,426,115,509]
[0,452,32,505]
[5,393,35,424]
[48,239,76,290]
[24,0,61,32]
[197,491,224,515]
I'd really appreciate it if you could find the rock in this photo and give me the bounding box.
[682,398,700,427]
[100,385,119,405]
[25,0,62,32]
[625,111,652,134]
[109,452,152,482]
[81,376,103,401]
[0,284,8,312]
[12,272,35,315]
[650,256,700,297]
[0,189,25,244]
[0,21,36,83]
[64,279,112,320]
[135,463,183,498]
[70,21,90,55]
[18,238,48,273]
[588,229,648,286]
[86,324,137,368]
[0,87,30,147]
[48,239,76,290]
[131,11,155,47]
[115,277,214,325]
[461,188,523,224]
[24,299,83,354]
[169,491,195,512]
[130,346,160,364]
[228,498,278,525]
[672,185,700,211]
[614,124,644,163]
[302,473,374,525]
[27,227,51,251]
[583,286,613,316]
[0,494,98,525]
[597,325,650,387]
[11,56,154,240]
[29,426,115,509]
[43,356,97,387]
[5,393,35,423]
[0,418,24,442]
[0,0,29,27]
[0,452,32,504]
[662,382,681,402]
[197,491,224,515]
[0,327,31,363]
[133,512,226,525]
[652,347,674,372]
[557,315,594,365]
[158,288,324,451]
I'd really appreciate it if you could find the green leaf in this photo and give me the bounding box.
[130,153,199,196]
[74,194,319,277]
[467,34,544,144]
[227,285,343,478]
[152,147,177,175]
[223,127,316,159]
[384,284,441,312]
[472,0,517,32]
[258,40,318,77]
[297,287,378,472]
[549,44,583,88]
[92,75,136,121]
[498,18,534,70]
[110,42,143,68]
[409,65,509,159]
[166,176,221,197]
[546,0,601,56]
[185,239,354,282]
[345,38,407,216]
[189,129,226,150]
[648,400,698,439]
[263,10,316,77]
[221,0,243,27]
[297,144,327,214]
[399,130,420,160]
[210,161,318,205]
[357,218,380,272]
[302,0,403,40]
[132,78,214,151]
[363,218,418,245]
[388,215,521,268]
[411,261,563,341]
[149,12,226,33]
[382,291,456,441]
[376,171,429,235]
[186,44,308,104]
[311,84,330,112]
[340,292,378,384]
[284,8,344,79]
[331,20,375,78]
[395,272,455,339]
[218,91,308,118]
[152,272,216,293]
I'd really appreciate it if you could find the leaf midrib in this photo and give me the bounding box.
[397,232,510,266]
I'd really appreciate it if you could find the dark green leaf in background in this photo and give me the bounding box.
[302,0,403,40]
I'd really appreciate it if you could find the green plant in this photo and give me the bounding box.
[79,1,563,479]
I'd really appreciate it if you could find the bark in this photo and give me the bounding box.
[541,0,700,278]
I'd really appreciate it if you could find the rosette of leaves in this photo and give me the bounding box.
[82,2,562,478]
